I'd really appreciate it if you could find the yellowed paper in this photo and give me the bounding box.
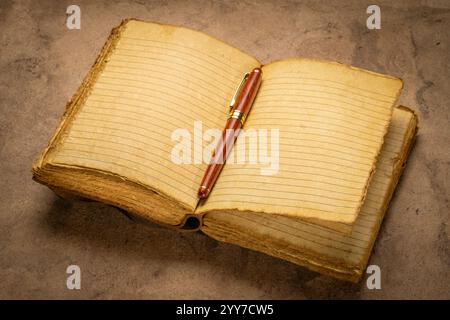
[199,59,403,226]
[45,20,259,211]
[202,107,417,281]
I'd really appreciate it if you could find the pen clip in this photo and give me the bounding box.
[229,72,250,111]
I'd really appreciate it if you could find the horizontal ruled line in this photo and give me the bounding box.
[261,84,392,109]
[121,36,243,73]
[245,140,376,160]
[99,74,227,106]
[108,58,236,92]
[80,109,193,133]
[222,164,368,180]
[256,92,391,118]
[249,115,386,137]
[66,130,200,177]
[221,167,367,183]
[86,98,223,127]
[118,45,239,82]
[253,102,388,124]
[264,129,378,150]
[95,80,222,114]
[103,68,229,103]
[83,104,220,131]
[54,152,197,201]
[113,51,238,85]
[261,80,394,103]
[273,137,379,155]
[213,183,362,200]
[264,74,397,99]
[249,120,383,145]
[216,176,361,192]
[246,147,374,165]
[205,195,357,213]
[63,140,199,183]
[275,155,371,173]
[261,80,393,104]
[88,92,224,126]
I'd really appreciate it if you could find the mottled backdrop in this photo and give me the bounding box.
[0,0,449,299]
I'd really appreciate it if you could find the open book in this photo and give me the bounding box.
[32,19,418,282]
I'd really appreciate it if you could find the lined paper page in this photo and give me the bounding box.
[199,59,403,225]
[202,107,417,278]
[49,20,259,210]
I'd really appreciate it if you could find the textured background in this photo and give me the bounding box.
[0,0,449,299]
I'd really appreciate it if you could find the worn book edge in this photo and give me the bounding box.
[33,19,406,232]
[201,106,418,282]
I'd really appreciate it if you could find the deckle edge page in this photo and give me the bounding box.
[199,58,403,227]
[33,19,260,225]
[201,106,417,282]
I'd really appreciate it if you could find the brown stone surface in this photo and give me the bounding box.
[0,0,449,299]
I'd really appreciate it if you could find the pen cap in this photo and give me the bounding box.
[233,67,262,119]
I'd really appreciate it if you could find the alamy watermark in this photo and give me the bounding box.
[66,265,81,290]
[171,121,280,175]
[366,5,381,30]
[366,265,381,289]
[66,5,81,30]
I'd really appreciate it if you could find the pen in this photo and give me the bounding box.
[197,67,263,199]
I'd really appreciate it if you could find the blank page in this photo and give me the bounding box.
[46,20,259,210]
[199,59,402,225]
[202,107,417,280]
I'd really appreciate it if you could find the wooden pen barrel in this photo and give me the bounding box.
[198,68,262,199]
